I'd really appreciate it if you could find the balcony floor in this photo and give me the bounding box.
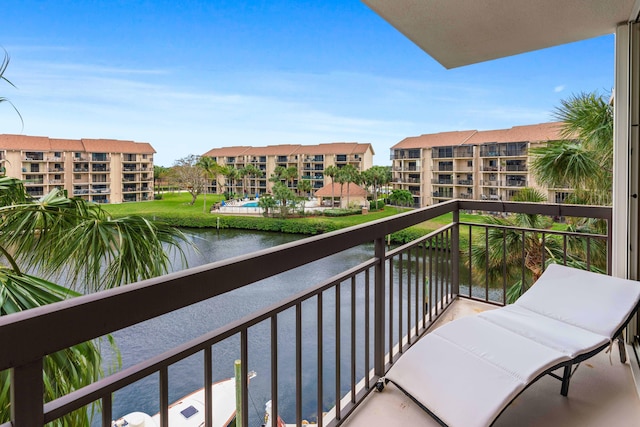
[343,299,640,427]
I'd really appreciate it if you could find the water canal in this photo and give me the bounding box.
[104,228,376,425]
[101,227,488,425]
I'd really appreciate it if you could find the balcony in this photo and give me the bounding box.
[2,201,637,427]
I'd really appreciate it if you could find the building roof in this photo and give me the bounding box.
[81,139,155,154]
[245,145,301,156]
[314,182,368,198]
[203,142,374,158]
[465,122,564,144]
[391,122,565,149]
[0,134,155,154]
[202,146,252,157]
[363,0,637,69]
[392,130,477,149]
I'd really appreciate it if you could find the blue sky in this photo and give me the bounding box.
[0,1,614,166]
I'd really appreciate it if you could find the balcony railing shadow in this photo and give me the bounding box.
[0,200,622,427]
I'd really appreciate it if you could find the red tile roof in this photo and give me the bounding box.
[314,182,368,197]
[202,142,374,158]
[0,134,155,153]
[466,122,564,144]
[391,122,566,149]
[392,130,477,149]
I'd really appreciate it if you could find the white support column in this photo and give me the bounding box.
[613,22,633,280]
[612,23,628,278]
[614,20,640,378]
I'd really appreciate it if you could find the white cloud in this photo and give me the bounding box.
[554,85,566,93]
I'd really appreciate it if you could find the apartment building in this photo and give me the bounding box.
[202,142,374,195]
[0,134,155,203]
[391,122,571,207]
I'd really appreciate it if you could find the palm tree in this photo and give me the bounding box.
[324,165,339,207]
[242,164,264,197]
[339,164,360,208]
[223,166,240,199]
[196,156,220,212]
[467,188,602,303]
[284,166,298,190]
[0,49,23,127]
[297,179,312,198]
[362,166,391,209]
[333,167,349,208]
[531,91,613,206]
[0,179,189,425]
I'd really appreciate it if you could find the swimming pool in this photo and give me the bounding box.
[242,202,259,207]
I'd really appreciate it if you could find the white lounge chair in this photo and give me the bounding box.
[378,264,640,427]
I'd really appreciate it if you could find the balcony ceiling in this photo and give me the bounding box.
[362,0,640,69]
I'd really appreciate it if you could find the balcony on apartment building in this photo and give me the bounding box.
[24,152,45,162]
[3,200,638,427]
[432,190,454,198]
[431,147,454,158]
[480,146,528,158]
[91,154,110,163]
[431,178,453,185]
[453,146,474,158]
[391,149,421,160]
[455,179,473,186]
[23,176,44,186]
[335,154,362,164]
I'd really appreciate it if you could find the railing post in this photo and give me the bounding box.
[11,359,44,427]
[374,237,386,376]
[452,207,460,296]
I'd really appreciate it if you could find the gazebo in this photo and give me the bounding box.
[314,182,369,209]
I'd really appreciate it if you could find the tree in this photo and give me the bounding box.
[172,155,207,205]
[467,188,603,303]
[196,156,221,213]
[297,179,312,198]
[153,165,171,195]
[324,165,339,207]
[0,49,23,127]
[530,92,613,206]
[389,188,413,210]
[272,182,296,218]
[333,167,349,208]
[242,164,264,197]
[223,166,239,198]
[362,166,392,210]
[338,164,360,208]
[284,166,298,190]
[257,193,277,217]
[0,178,189,425]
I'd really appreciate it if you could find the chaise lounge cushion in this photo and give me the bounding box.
[514,264,640,337]
[384,264,640,427]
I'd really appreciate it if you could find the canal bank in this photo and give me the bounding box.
[102,192,431,243]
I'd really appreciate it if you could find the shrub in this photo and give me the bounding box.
[323,208,361,217]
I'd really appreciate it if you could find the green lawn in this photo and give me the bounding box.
[102,193,452,232]
[102,192,567,237]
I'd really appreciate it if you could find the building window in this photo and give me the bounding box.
[467,160,473,167]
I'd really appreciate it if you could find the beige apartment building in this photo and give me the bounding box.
[0,134,155,203]
[391,122,572,207]
[202,142,374,195]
